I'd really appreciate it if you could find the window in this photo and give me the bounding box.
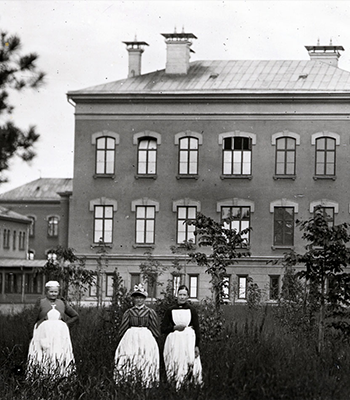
[28,250,35,260]
[188,275,198,299]
[5,272,22,294]
[130,273,141,291]
[19,231,26,250]
[25,274,43,294]
[13,231,16,250]
[178,137,199,175]
[221,206,250,245]
[274,207,294,246]
[105,274,115,297]
[275,137,296,175]
[237,276,248,299]
[94,205,113,243]
[48,216,59,237]
[0,274,2,293]
[315,207,335,227]
[96,136,115,175]
[315,137,336,176]
[3,229,10,249]
[136,206,155,244]
[223,275,230,300]
[223,137,252,175]
[28,216,36,237]
[138,138,157,175]
[269,275,280,300]
[89,276,97,297]
[177,206,196,244]
[172,274,182,296]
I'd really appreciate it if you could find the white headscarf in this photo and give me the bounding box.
[45,280,60,288]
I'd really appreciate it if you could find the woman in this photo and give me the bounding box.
[114,284,160,387]
[27,280,79,378]
[161,284,203,388]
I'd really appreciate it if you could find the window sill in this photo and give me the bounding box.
[176,175,199,180]
[132,244,155,249]
[220,175,252,180]
[93,174,115,179]
[271,245,294,251]
[90,244,113,249]
[135,174,157,180]
[313,176,336,181]
[273,175,296,180]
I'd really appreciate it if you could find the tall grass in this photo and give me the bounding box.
[1,304,350,399]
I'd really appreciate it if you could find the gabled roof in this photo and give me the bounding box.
[0,178,73,202]
[0,205,31,223]
[68,60,350,95]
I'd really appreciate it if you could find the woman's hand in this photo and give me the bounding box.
[195,346,200,358]
[174,324,186,331]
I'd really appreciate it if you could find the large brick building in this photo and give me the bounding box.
[65,31,350,304]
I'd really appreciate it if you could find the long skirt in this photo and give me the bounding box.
[163,327,203,388]
[114,327,159,387]
[27,320,75,378]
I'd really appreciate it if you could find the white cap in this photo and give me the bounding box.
[45,280,60,288]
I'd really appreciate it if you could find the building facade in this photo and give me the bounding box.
[66,32,350,305]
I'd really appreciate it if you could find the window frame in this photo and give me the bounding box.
[93,205,114,244]
[315,206,335,228]
[273,207,295,247]
[275,137,296,176]
[12,230,16,250]
[3,229,10,249]
[178,136,199,175]
[315,137,336,176]
[25,273,43,294]
[5,272,23,294]
[95,136,116,175]
[176,206,197,245]
[222,136,252,176]
[237,275,248,300]
[27,216,36,237]
[47,216,59,238]
[269,275,280,300]
[188,274,199,299]
[221,205,251,247]
[135,205,156,244]
[137,137,157,175]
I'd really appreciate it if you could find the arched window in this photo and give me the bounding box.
[47,216,59,237]
[275,137,296,175]
[96,136,116,174]
[138,138,157,175]
[178,137,199,175]
[315,137,336,176]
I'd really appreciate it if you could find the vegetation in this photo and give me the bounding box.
[0,30,45,183]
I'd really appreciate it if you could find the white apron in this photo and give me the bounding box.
[163,309,203,388]
[27,306,75,378]
[114,327,159,387]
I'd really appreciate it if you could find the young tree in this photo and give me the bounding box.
[42,246,95,304]
[186,212,251,311]
[0,30,45,183]
[284,206,350,352]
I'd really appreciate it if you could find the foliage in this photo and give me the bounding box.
[283,205,350,352]
[186,212,251,311]
[41,246,95,303]
[196,298,225,342]
[139,252,167,301]
[0,30,45,183]
[246,277,262,309]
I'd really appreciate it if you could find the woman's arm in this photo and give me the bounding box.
[190,306,201,348]
[161,307,175,335]
[118,310,130,339]
[63,300,79,327]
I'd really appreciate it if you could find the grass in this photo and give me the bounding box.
[1,304,350,399]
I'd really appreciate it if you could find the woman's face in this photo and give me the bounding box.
[177,289,189,304]
[132,295,146,306]
[46,287,59,300]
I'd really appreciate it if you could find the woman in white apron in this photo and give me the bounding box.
[114,284,160,387]
[161,285,203,389]
[26,281,78,378]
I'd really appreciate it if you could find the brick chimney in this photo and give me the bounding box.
[123,38,149,78]
[161,29,197,74]
[305,40,344,67]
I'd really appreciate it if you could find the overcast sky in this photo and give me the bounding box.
[1,0,350,193]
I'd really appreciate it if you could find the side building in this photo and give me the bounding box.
[66,31,350,305]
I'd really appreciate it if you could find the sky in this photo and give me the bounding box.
[0,0,350,193]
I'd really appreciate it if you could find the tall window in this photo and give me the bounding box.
[237,276,248,299]
[5,272,22,294]
[28,216,35,237]
[178,137,198,175]
[94,205,113,243]
[19,231,26,250]
[269,275,280,300]
[48,216,59,237]
[172,274,182,296]
[221,206,250,245]
[189,275,198,299]
[138,138,157,175]
[223,137,252,175]
[274,207,294,246]
[315,207,335,228]
[315,137,336,176]
[130,273,141,290]
[177,206,196,244]
[223,275,230,300]
[105,274,114,297]
[13,231,16,250]
[136,206,155,244]
[275,137,296,175]
[96,136,115,175]
[25,274,43,294]
[3,229,10,249]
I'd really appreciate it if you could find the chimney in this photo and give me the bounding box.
[123,38,149,78]
[305,40,344,67]
[161,28,197,74]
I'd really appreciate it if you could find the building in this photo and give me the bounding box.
[0,178,73,260]
[65,31,350,305]
[0,205,45,311]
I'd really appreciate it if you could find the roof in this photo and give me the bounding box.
[0,259,46,268]
[68,59,350,96]
[0,178,73,202]
[0,205,31,223]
